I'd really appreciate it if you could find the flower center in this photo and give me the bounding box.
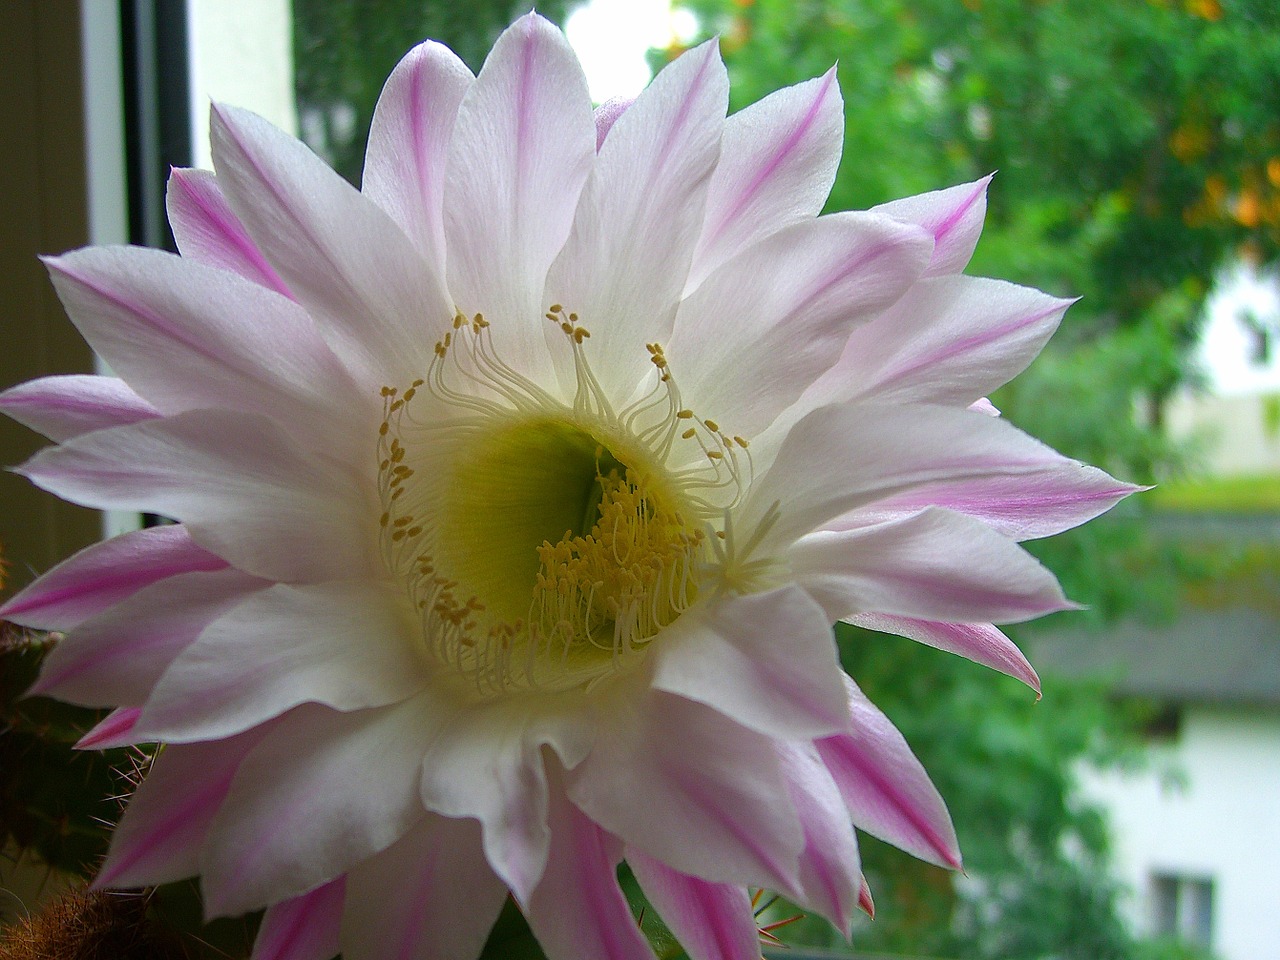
[376,308,752,693]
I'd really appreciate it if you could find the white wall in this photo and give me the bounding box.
[1195,263,1280,399]
[1166,392,1280,476]
[187,0,297,170]
[1080,706,1280,960]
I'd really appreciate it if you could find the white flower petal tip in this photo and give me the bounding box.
[250,879,345,960]
[792,507,1078,627]
[74,708,144,750]
[857,878,876,919]
[363,39,473,280]
[166,168,294,298]
[628,847,759,960]
[849,614,1042,696]
[874,174,993,276]
[0,524,227,632]
[593,96,635,149]
[2,11,1135,957]
[818,679,962,871]
[0,375,160,442]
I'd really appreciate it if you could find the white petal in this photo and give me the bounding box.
[593,96,634,149]
[848,613,1040,692]
[790,507,1074,624]
[524,788,656,960]
[744,403,1088,554]
[627,847,758,960]
[0,524,225,631]
[685,67,843,293]
[76,707,143,750]
[44,247,368,451]
[546,38,728,400]
[873,175,991,277]
[443,12,595,385]
[18,410,378,583]
[836,276,1072,407]
[210,103,450,388]
[568,687,803,895]
[650,586,848,739]
[417,689,593,903]
[669,212,931,436]
[342,816,507,960]
[166,168,293,296]
[0,375,159,442]
[136,580,425,743]
[31,568,267,708]
[776,741,861,934]
[251,878,345,960]
[816,677,961,869]
[94,726,271,890]
[364,40,473,281]
[201,697,438,917]
[856,462,1146,542]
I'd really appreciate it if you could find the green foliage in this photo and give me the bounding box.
[1151,471,1280,512]
[293,0,572,185]
[829,625,1139,959]
[673,0,1280,956]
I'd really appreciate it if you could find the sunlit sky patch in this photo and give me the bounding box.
[566,0,700,103]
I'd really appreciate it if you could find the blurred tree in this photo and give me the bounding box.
[669,0,1276,957]
[293,0,573,185]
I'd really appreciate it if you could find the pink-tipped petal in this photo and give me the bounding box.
[166,168,293,297]
[858,878,875,919]
[568,687,803,896]
[776,741,861,935]
[863,467,1148,543]
[651,585,849,739]
[364,40,473,281]
[0,375,160,442]
[0,524,226,631]
[95,726,271,890]
[418,692,593,904]
[849,614,1041,694]
[251,878,345,960]
[210,103,449,389]
[970,397,1001,416]
[75,707,143,750]
[746,402,1096,554]
[790,507,1074,625]
[443,12,595,386]
[17,409,377,584]
[835,276,1072,408]
[31,568,267,708]
[627,846,758,960]
[525,790,656,960]
[342,816,507,960]
[686,66,844,293]
[873,175,991,277]
[44,247,366,453]
[816,677,961,870]
[593,96,634,149]
[136,581,425,744]
[201,698,438,918]
[546,37,728,399]
[670,211,931,436]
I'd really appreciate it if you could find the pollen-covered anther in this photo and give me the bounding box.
[376,310,757,690]
[529,466,703,660]
[547,305,590,344]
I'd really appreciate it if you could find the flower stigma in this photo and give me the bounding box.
[376,307,762,693]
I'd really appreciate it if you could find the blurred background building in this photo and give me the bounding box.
[1037,277,1280,960]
